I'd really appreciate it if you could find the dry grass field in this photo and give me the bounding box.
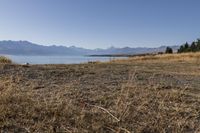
[1,53,200,132]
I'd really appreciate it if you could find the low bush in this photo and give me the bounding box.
[0,56,12,64]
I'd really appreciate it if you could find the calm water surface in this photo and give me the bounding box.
[4,55,126,64]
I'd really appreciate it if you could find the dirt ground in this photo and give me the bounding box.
[0,57,200,132]
[1,60,200,95]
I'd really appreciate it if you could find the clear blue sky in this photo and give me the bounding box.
[0,0,199,49]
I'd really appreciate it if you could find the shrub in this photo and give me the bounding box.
[0,56,12,64]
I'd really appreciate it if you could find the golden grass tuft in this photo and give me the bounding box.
[0,56,12,64]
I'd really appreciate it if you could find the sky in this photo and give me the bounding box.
[0,0,199,49]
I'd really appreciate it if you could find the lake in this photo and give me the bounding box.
[3,55,126,64]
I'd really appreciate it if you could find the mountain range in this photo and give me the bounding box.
[0,40,179,56]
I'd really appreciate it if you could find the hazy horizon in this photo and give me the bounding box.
[0,0,200,49]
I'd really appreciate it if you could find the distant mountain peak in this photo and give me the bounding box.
[69,46,77,48]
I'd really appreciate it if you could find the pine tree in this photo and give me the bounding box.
[165,47,173,54]
[184,42,189,51]
[197,39,200,51]
[178,45,184,53]
[178,38,200,53]
[178,42,189,53]
[191,42,197,52]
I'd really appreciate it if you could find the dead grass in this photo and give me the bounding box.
[0,56,12,64]
[0,72,200,132]
[113,52,200,64]
[1,54,200,132]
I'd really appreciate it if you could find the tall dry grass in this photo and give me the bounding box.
[113,52,200,64]
[0,56,12,64]
[136,52,200,61]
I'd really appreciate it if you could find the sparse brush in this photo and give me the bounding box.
[0,56,12,64]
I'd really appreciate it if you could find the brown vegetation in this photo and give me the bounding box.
[0,56,12,64]
[0,53,200,132]
[128,52,200,62]
[110,52,200,69]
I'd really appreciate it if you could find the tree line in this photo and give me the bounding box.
[178,39,200,53]
[165,38,200,54]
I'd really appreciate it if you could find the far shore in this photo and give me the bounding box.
[87,52,164,57]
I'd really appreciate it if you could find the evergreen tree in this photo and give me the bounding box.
[178,38,200,53]
[197,39,200,50]
[178,45,184,53]
[184,42,189,51]
[178,42,189,53]
[165,47,173,54]
[191,42,197,52]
